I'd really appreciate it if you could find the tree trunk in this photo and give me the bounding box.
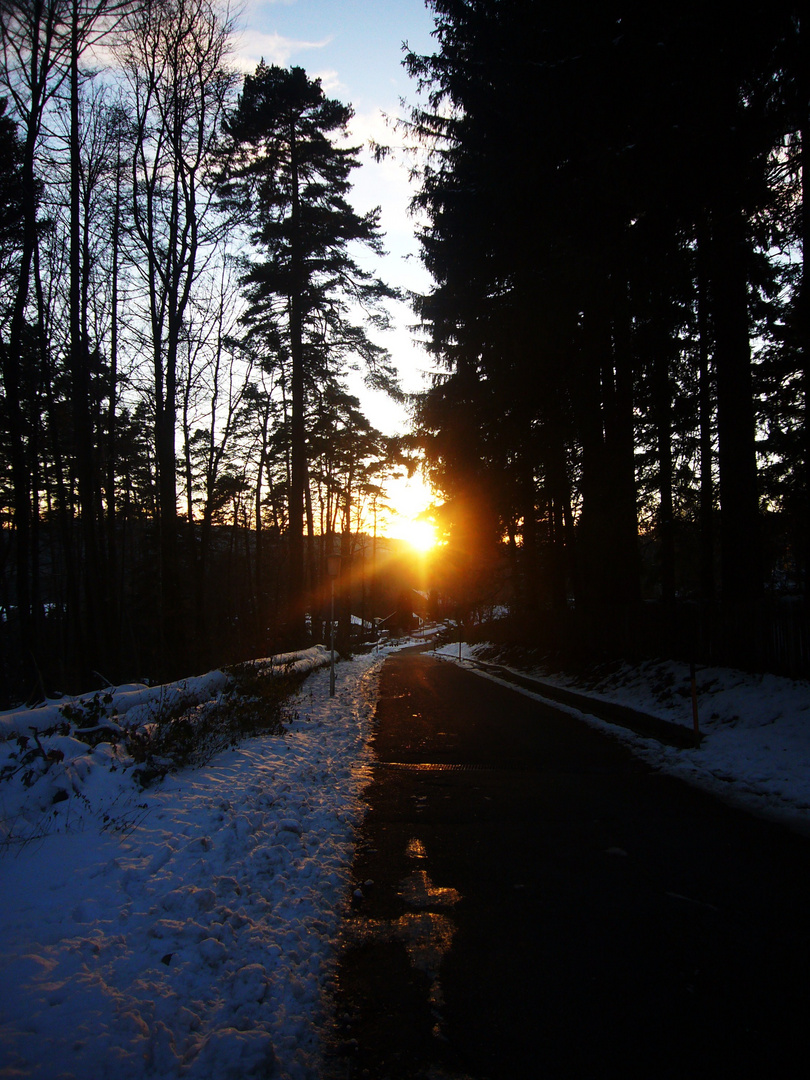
[105,126,122,677]
[546,437,572,612]
[577,288,639,607]
[609,283,640,603]
[799,9,810,595]
[287,121,307,645]
[710,202,762,601]
[653,329,675,605]
[1,14,47,688]
[696,221,716,602]
[576,303,611,607]
[255,404,269,655]
[70,10,101,679]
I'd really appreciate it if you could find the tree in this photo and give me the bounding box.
[0,98,24,303]
[118,0,237,674]
[0,0,73,684]
[1,0,137,689]
[222,62,399,645]
[178,260,254,665]
[407,0,798,629]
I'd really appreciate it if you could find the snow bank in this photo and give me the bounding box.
[0,649,334,847]
[0,648,331,739]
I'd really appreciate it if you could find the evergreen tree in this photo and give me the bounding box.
[407,0,799,626]
[222,63,398,645]
[0,98,24,302]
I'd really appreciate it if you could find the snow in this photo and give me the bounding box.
[2,630,810,1078]
[0,647,331,739]
[0,648,379,1080]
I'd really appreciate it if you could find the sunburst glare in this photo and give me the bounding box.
[383,473,439,549]
[399,518,437,552]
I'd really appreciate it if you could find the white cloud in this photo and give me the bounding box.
[313,68,344,94]
[347,109,430,242]
[231,28,331,73]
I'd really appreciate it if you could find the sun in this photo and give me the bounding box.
[399,517,438,553]
[381,472,440,550]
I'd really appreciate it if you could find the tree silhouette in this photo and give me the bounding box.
[119,0,236,672]
[222,62,399,645]
[407,0,801,626]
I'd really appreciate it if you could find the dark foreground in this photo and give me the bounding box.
[325,652,810,1079]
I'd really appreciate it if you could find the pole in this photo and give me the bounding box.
[690,660,700,743]
[330,576,336,697]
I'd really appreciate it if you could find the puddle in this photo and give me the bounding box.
[345,911,455,977]
[400,869,461,909]
[342,911,457,1034]
[342,837,463,1041]
[406,837,427,859]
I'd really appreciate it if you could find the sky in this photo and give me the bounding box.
[3,635,810,1076]
[232,1,438,440]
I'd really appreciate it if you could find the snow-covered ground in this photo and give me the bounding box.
[0,649,381,1080]
[2,631,810,1079]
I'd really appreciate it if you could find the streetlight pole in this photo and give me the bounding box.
[330,576,335,696]
[327,554,341,697]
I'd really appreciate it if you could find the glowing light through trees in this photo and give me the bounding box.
[382,472,438,548]
[398,517,438,552]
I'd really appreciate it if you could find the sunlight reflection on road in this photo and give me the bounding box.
[341,834,462,1042]
[399,869,461,910]
[406,836,427,859]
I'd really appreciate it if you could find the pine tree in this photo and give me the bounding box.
[222,63,398,645]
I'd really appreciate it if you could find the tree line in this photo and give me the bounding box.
[0,0,404,705]
[406,0,809,663]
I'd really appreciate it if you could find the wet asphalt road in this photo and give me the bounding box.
[326,651,810,1079]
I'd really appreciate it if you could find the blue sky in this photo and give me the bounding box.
[236,0,436,117]
[232,1,438,440]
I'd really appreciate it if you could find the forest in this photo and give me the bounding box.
[407,0,810,675]
[0,0,414,706]
[2,0,809,707]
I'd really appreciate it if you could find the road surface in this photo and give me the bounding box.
[326,651,810,1078]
